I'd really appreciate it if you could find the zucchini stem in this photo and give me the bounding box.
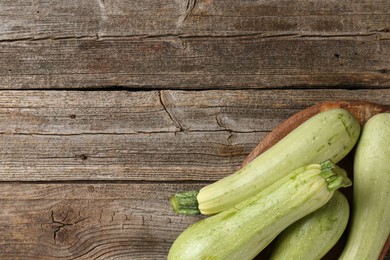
[170,190,200,215]
[320,160,352,191]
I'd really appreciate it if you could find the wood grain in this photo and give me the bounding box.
[0,131,260,181]
[0,89,388,181]
[1,0,389,39]
[0,0,389,89]
[0,182,205,259]
[0,36,389,89]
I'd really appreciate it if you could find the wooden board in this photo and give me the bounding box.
[1,0,390,39]
[1,37,389,89]
[0,0,389,89]
[0,89,388,181]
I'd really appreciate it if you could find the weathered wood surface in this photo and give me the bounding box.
[1,0,389,259]
[2,0,390,39]
[0,0,389,89]
[0,183,206,259]
[1,36,389,89]
[0,89,388,181]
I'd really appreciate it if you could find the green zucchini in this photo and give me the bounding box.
[270,191,349,260]
[171,108,360,215]
[168,160,352,260]
[340,113,390,260]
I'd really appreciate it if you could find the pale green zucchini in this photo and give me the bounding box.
[168,161,352,260]
[269,191,349,260]
[171,108,360,215]
[339,113,390,260]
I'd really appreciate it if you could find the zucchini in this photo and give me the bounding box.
[270,191,349,260]
[171,108,360,215]
[168,160,352,260]
[340,113,390,260]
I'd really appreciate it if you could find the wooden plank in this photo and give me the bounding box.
[0,131,260,181]
[1,183,388,259]
[1,0,389,40]
[0,89,389,181]
[162,89,390,132]
[0,91,176,134]
[0,36,389,89]
[1,0,389,89]
[0,89,388,134]
[0,182,205,259]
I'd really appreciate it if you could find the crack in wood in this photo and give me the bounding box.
[110,211,116,223]
[98,209,104,223]
[51,210,69,244]
[0,129,267,138]
[0,31,387,43]
[177,0,197,27]
[158,91,185,132]
[215,114,236,141]
[50,209,88,245]
[0,35,97,43]
[215,114,227,129]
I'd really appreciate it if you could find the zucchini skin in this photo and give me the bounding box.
[270,191,349,260]
[340,113,390,260]
[197,108,360,215]
[168,162,351,260]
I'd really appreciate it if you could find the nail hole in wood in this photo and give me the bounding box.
[76,154,88,160]
[378,68,389,74]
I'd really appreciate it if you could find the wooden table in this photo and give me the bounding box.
[0,1,389,259]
